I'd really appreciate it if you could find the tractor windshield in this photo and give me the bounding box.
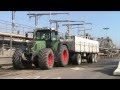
[35,29,58,40]
[36,31,50,40]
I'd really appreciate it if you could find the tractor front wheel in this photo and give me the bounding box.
[12,49,32,70]
[38,48,54,70]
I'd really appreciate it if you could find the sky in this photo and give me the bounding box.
[0,11,120,48]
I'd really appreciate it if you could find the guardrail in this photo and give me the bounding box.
[0,20,34,35]
[0,20,35,57]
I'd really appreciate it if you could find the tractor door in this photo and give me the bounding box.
[50,31,59,51]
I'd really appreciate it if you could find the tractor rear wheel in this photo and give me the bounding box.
[38,48,54,70]
[56,45,69,67]
[12,49,32,70]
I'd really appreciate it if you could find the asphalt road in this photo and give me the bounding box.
[0,58,120,79]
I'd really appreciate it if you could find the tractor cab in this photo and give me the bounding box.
[34,28,58,41]
[32,28,59,52]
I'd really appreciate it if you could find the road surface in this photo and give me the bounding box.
[0,58,120,79]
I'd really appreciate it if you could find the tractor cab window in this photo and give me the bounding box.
[51,31,58,40]
[36,31,50,40]
[36,32,40,39]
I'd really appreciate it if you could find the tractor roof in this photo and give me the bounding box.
[35,28,56,32]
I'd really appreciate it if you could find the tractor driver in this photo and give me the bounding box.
[41,34,46,39]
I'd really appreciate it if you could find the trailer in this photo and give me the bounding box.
[60,35,99,64]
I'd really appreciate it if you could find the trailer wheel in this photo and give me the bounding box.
[12,49,32,70]
[56,45,69,67]
[38,48,54,70]
[72,54,82,65]
[94,54,98,63]
[87,54,96,63]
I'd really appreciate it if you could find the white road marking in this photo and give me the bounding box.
[41,76,49,79]
[14,77,23,79]
[14,75,32,79]
[34,76,41,79]
[70,67,84,71]
[51,77,61,79]
[23,75,33,79]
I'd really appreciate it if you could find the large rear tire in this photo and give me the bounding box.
[12,49,32,70]
[56,45,69,67]
[38,48,54,70]
[72,53,82,65]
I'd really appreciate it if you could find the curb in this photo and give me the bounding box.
[1,63,12,66]
[0,63,12,67]
[113,61,120,75]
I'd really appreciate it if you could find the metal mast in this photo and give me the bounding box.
[63,22,92,38]
[62,21,84,36]
[27,12,69,30]
[10,11,16,57]
[49,20,82,31]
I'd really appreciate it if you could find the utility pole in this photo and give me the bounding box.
[83,21,92,38]
[50,20,82,31]
[82,18,92,38]
[67,24,84,35]
[12,11,16,33]
[103,27,109,37]
[63,22,92,38]
[10,11,16,57]
[49,11,52,29]
[62,21,84,36]
[27,12,69,30]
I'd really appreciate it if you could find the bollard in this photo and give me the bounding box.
[113,61,120,75]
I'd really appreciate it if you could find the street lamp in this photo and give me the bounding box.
[103,27,109,37]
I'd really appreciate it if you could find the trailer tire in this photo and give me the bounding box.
[38,48,54,70]
[87,54,95,63]
[94,54,98,63]
[56,45,69,67]
[72,53,82,65]
[12,49,32,70]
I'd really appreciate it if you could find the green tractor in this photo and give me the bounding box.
[12,28,69,70]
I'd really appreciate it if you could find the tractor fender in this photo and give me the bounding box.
[16,45,27,60]
[21,53,27,60]
[57,43,69,51]
[31,52,38,61]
